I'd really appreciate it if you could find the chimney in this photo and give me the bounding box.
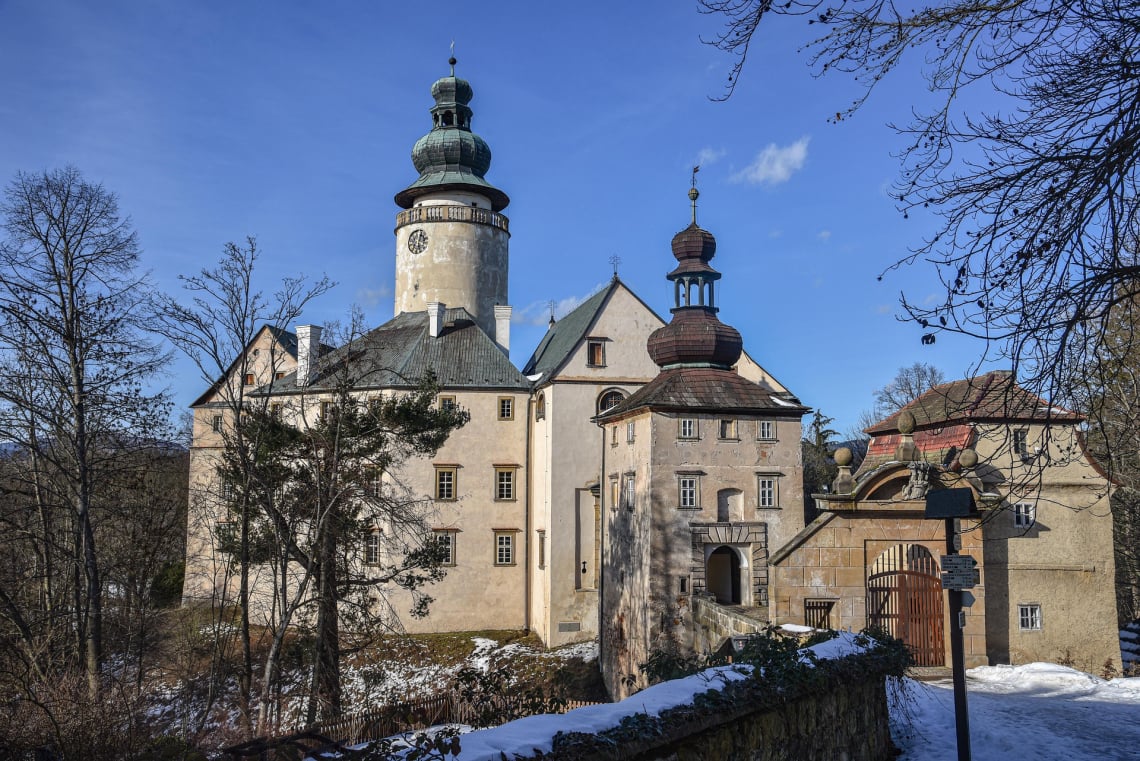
[494,305,512,356]
[296,324,322,387]
[427,302,445,338]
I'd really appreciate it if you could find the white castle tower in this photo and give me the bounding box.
[393,57,511,342]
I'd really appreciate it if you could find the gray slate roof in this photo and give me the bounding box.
[595,367,808,422]
[270,308,531,392]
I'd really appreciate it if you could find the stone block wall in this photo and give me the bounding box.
[541,665,896,760]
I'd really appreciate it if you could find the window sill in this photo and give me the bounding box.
[677,505,702,510]
[757,505,782,510]
[494,563,517,567]
[718,437,741,442]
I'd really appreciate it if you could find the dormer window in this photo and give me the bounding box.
[587,339,607,367]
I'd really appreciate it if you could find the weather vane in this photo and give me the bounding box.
[548,300,556,325]
[690,165,701,224]
[449,40,457,74]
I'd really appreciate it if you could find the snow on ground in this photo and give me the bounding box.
[384,631,874,761]
[891,663,1140,761]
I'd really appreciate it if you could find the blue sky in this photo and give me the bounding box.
[0,0,999,435]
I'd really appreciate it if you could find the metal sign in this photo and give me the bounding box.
[941,554,979,589]
[942,555,978,572]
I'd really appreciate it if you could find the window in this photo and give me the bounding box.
[364,468,382,498]
[494,467,516,500]
[498,397,514,420]
[221,481,235,502]
[598,389,625,413]
[759,420,776,440]
[275,371,285,381]
[679,475,699,509]
[494,531,516,565]
[624,473,636,509]
[535,393,545,421]
[586,339,606,367]
[269,403,282,418]
[365,530,381,565]
[1013,428,1029,456]
[537,529,546,569]
[679,418,697,440]
[718,419,738,440]
[439,395,457,412]
[1018,603,1042,631]
[679,576,688,594]
[244,372,255,386]
[611,425,618,446]
[805,599,836,629]
[626,421,636,443]
[610,476,619,510]
[758,475,779,508]
[1014,502,1036,529]
[435,466,457,501]
[434,530,456,566]
[211,415,223,433]
[319,400,331,421]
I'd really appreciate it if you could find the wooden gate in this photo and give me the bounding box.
[867,545,944,666]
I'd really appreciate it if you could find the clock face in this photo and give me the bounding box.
[408,229,429,255]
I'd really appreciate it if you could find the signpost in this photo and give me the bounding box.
[925,487,977,761]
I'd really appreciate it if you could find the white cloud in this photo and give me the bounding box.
[731,136,810,186]
[876,304,893,315]
[817,230,832,241]
[513,285,606,326]
[355,284,391,308]
[694,147,726,168]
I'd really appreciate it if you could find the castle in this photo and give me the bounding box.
[183,60,1121,696]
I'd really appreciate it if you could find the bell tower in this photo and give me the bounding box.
[393,57,511,339]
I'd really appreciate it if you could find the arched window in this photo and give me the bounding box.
[597,389,625,414]
[535,392,546,421]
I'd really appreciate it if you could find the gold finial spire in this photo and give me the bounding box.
[689,165,700,225]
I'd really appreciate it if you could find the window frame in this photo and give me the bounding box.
[679,418,698,440]
[211,414,223,433]
[537,529,546,569]
[364,529,382,566]
[434,529,456,566]
[1013,501,1036,529]
[718,418,739,440]
[494,466,517,501]
[497,396,514,421]
[758,420,776,441]
[626,420,635,443]
[534,392,545,421]
[805,599,836,629]
[434,465,458,501]
[1018,603,1042,631]
[586,339,607,367]
[757,474,780,509]
[438,395,457,413]
[598,389,625,413]
[1013,428,1029,456]
[678,474,700,510]
[623,472,636,510]
[609,475,620,511]
[494,530,517,566]
[243,372,255,386]
[364,468,382,498]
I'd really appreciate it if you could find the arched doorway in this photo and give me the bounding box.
[706,546,741,604]
[866,544,944,666]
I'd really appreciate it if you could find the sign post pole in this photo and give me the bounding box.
[945,518,972,761]
[925,487,978,761]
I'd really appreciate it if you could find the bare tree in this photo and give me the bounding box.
[700,0,1140,419]
[847,363,944,442]
[155,238,332,735]
[0,167,170,698]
